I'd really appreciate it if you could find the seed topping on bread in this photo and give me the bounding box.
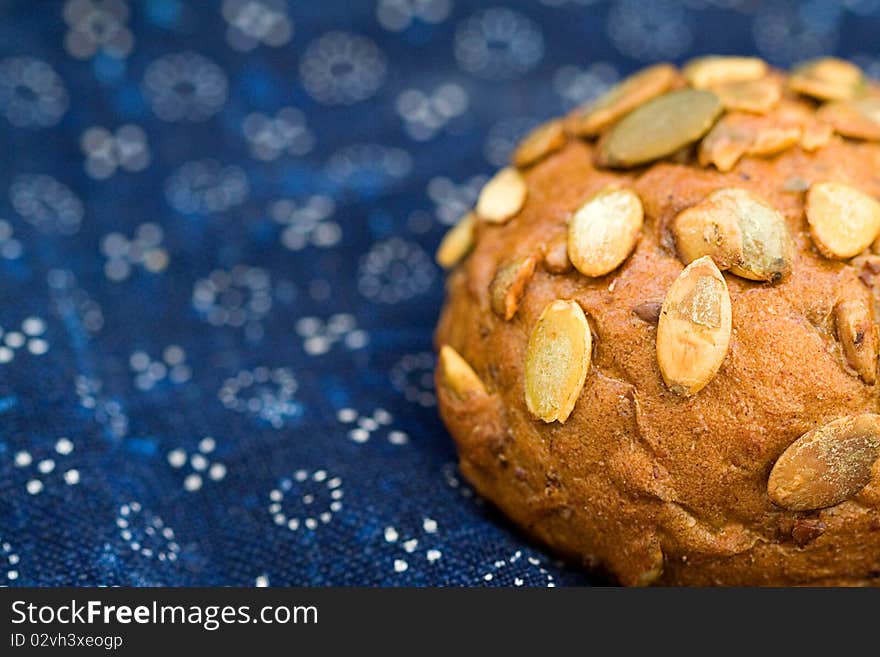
[768,414,880,511]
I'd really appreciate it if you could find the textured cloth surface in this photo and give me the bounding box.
[0,0,878,587]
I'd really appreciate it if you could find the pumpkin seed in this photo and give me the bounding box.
[768,414,880,511]
[566,63,678,137]
[567,187,644,277]
[656,256,732,396]
[806,181,880,259]
[524,299,591,423]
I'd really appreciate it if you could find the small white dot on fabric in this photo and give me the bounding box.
[384,527,398,543]
[255,575,269,587]
[27,338,49,355]
[21,317,45,336]
[183,474,202,491]
[208,463,226,481]
[13,451,31,467]
[37,459,55,474]
[63,469,80,485]
[427,549,441,563]
[337,408,357,422]
[167,449,186,468]
[55,437,74,455]
[393,559,408,573]
[349,428,369,443]
[388,431,408,445]
[423,518,438,533]
[26,479,43,495]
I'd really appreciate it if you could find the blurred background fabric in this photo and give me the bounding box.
[0,0,878,586]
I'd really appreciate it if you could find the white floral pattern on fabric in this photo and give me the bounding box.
[0,57,69,128]
[218,366,299,427]
[377,0,452,32]
[81,125,150,179]
[454,8,544,79]
[101,223,168,281]
[357,238,436,304]
[337,408,408,445]
[221,0,293,52]
[270,196,340,251]
[9,174,83,235]
[243,107,314,160]
[63,0,134,60]
[607,0,694,60]
[299,32,387,106]
[164,160,249,214]
[117,502,180,562]
[167,437,227,492]
[12,437,80,495]
[268,470,343,532]
[142,52,228,123]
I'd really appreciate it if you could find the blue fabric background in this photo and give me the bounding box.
[0,0,878,587]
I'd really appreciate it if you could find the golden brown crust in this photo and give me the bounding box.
[435,60,880,586]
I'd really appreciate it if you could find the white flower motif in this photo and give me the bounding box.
[63,0,134,60]
[243,107,314,160]
[391,352,436,407]
[48,269,104,335]
[0,220,22,261]
[268,470,343,532]
[752,1,841,65]
[296,315,368,356]
[337,408,407,445]
[397,83,468,141]
[75,376,128,439]
[383,517,442,575]
[427,175,487,226]
[165,160,249,214]
[142,52,228,123]
[219,367,299,428]
[12,437,80,495]
[299,32,387,105]
[0,317,49,364]
[377,0,452,32]
[9,175,83,235]
[221,0,293,51]
[270,196,339,251]
[167,437,227,492]
[0,57,68,128]
[606,0,693,61]
[193,265,272,333]
[553,62,619,110]
[454,8,544,79]
[81,124,150,179]
[358,238,436,304]
[117,502,180,562]
[326,143,412,195]
[100,223,168,281]
[130,345,191,390]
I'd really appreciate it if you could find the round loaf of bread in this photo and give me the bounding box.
[434,57,880,586]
